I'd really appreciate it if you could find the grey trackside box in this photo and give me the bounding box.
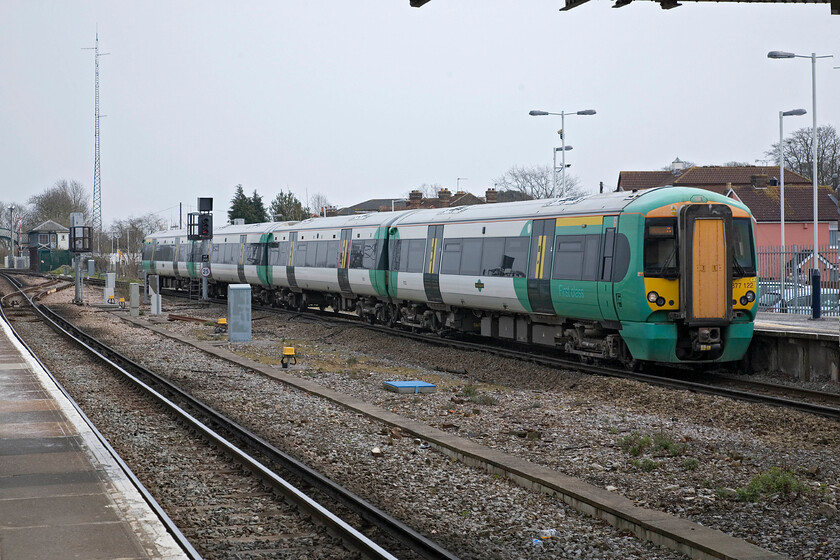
[228,284,252,342]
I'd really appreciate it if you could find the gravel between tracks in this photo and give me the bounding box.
[43,288,840,559]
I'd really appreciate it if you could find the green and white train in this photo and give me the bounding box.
[143,187,758,366]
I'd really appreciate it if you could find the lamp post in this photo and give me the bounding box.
[529,109,596,196]
[553,145,573,197]
[768,51,833,319]
[778,108,807,302]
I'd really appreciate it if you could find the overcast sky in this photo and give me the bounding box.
[1,1,838,228]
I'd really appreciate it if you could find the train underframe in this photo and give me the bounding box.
[169,280,722,368]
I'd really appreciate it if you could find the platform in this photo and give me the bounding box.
[748,312,839,382]
[0,319,188,560]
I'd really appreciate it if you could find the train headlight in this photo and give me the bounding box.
[647,291,659,303]
[740,296,748,305]
[745,290,755,302]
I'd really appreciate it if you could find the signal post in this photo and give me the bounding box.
[187,197,213,301]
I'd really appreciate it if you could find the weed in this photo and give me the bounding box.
[681,458,700,471]
[459,510,470,518]
[609,427,619,435]
[633,458,658,472]
[459,385,497,406]
[736,467,810,502]
[347,356,359,366]
[653,433,686,456]
[618,432,652,457]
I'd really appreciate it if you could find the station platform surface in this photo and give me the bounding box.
[755,311,839,339]
[0,319,188,560]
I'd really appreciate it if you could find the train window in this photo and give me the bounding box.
[245,244,263,266]
[406,239,426,273]
[141,243,154,261]
[503,237,529,278]
[349,240,364,268]
[294,242,308,267]
[440,241,462,275]
[480,238,506,276]
[390,239,401,270]
[732,218,756,278]
[362,240,379,269]
[315,241,329,267]
[460,238,483,276]
[305,242,318,267]
[644,218,678,278]
[582,235,601,281]
[156,244,174,262]
[326,241,340,268]
[553,236,585,280]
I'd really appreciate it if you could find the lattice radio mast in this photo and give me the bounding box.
[83,32,108,253]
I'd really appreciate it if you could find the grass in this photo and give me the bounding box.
[633,458,658,472]
[618,432,652,457]
[618,432,686,458]
[459,384,497,406]
[681,458,700,471]
[736,468,810,502]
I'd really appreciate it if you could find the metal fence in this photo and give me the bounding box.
[755,244,839,316]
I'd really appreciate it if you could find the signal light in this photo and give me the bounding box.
[198,214,213,239]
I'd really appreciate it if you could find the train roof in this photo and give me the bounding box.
[145,187,753,241]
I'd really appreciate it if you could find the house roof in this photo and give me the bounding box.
[29,220,69,233]
[617,165,812,191]
[729,185,838,222]
[336,198,408,215]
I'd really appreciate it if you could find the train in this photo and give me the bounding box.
[142,186,758,367]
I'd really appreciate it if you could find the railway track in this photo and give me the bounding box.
[156,283,840,421]
[1,272,457,560]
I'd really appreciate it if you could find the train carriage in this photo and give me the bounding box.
[143,186,757,366]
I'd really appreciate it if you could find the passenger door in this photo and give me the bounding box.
[423,225,444,303]
[338,228,353,295]
[597,224,619,322]
[527,219,556,314]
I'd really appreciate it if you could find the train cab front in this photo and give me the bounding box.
[632,197,757,363]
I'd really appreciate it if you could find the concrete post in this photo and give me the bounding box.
[228,284,252,342]
[129,283,140,317]
[104,272,115,304]
[74,256,84,305]
[148,274,161,315]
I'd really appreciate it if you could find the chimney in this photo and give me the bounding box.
[408,190,423,209]
[485,188,498,204]
[750,174,769,189]
[438,188,452,207]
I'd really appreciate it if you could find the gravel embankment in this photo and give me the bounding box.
[42,288,840,559]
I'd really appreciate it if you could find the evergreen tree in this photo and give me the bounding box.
[269,190,310,222]
[228,185,251,223]
[250,190,268,223]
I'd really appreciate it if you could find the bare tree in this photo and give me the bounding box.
[26,179,90,229]
[104,213,167,279]
[405,183,443,198]
[765,125,840,187]
[308,192,331,216]
[494,165,584,199]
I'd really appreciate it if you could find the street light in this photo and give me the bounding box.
[529,109,596,196]
[768,50,833,319]
[553,145,573,197]
[778,108,807,302]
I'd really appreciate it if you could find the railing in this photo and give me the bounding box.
[756,244,839,316]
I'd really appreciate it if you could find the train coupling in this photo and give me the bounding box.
[693,326,721,352]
